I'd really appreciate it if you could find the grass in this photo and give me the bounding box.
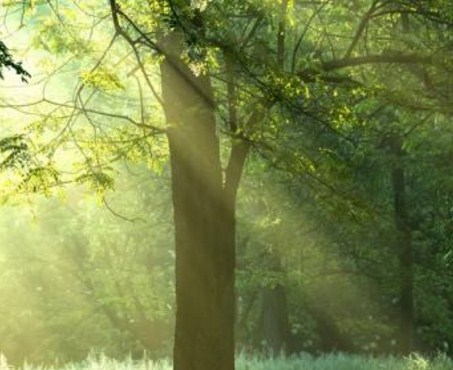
[236,352,453,370]
[1,352,452,370]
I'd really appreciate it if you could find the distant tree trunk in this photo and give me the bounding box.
[259,284,290,355]
[258,254,290,356]
[390,134,414,354]
[160,29,247,370]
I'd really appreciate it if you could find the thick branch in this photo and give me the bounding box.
[322,53,432,71]
[224,109,265,204]
[225,55,238,133]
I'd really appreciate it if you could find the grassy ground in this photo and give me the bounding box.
[2,352,452,370]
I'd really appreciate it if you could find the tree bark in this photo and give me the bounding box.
[160,31,239,370]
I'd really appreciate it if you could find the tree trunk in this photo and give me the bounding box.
[259,284,290,355]
[390,134,414,354]
[160,31,239,370]
[258,254,290,356]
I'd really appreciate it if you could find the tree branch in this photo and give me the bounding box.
[224,109,266,204]
[277,0,288,69]
[322,53,432,71]
[343,0,380,59]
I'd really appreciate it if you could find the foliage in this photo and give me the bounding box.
[0,165,174,363]
[0,135,30,170]
[0,41,30,82]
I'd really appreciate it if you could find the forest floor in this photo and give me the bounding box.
[3,352,452,370]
